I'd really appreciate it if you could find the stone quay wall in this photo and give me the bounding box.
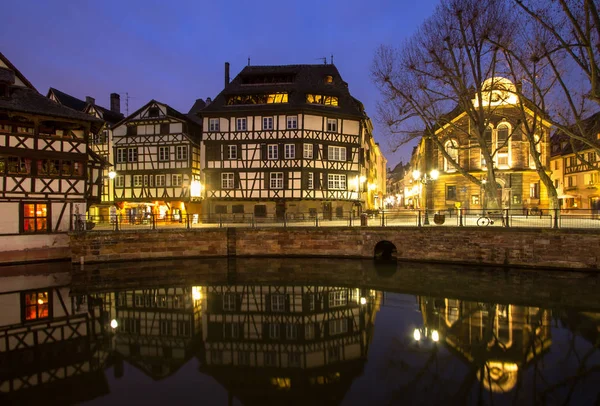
[69,227,600,270]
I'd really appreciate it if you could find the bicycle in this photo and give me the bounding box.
[477,211,505,227]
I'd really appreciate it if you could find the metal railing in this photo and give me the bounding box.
[72,208,600,232]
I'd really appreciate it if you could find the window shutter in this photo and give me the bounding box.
[261,144,267,160]
[322,173,328,190]
[346,146,352,161]
[278,143,284,160]
[323,145,328,160]
[284,172,289,189]
[295,142,301,159]
[235,172,241,189]
[160,123,169,134]
[237,144,242,160]
[301,172,308,189]
[265,172,270,190]
[359,148,365,165]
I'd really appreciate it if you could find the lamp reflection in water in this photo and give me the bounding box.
[412,169,439,225]
[413,326,440,343]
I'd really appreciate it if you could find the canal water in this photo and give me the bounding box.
[1,258,599,405]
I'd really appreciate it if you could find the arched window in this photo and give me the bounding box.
[481,127,493,168]
[496,123,510,168]
[444,139,458,172]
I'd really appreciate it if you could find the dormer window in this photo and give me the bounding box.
[306,94,339,106]
[148,107,160,118]
[325,75,334,84]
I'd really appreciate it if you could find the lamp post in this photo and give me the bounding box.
[412,169,439,225]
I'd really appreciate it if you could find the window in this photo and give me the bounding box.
[116,175,125,187]
[446,185,457,200]
[553,160,559,170]
[263,117,274,130]
[160,319,172,335]
[471,194,480,205]
[232,204,244,214]
[271,294,286,311]
[287,116,298,129]
[567,176,576,188]
[176,145,188,161]
[329,319,348,335]
[156,175,166,187]
[305,323,315,340]
[303,143,313,159]
[270,172,284,189]
[23,290,50,321]
[288,352,301,367]
[328,346,341,362]
[284,144,295,159]
[554,179,559,189]
[254,205,267,218]
[227,93,288,105]
[269,324,280,339]
[22,203,48,233]
[158,146,169,161]
[177,320,190,336]
[223,322,239,339]
[172,174,183,186]
[223,293,236,311]
[496,124,509,167]
[306,94,339,106]
[444,139,458,172]
[211,350,223,364]
[264,352,277,366]
[143,175,151,187]
[329,290,347,307]
[530,182,540,198]
[117,148,126,163]
[148,107,160,118]
[588,152,597,163]
[222,173,235,189]
[236,118,247,131]
[128,148,138,162]
[209,118,219,132]
[286,324,297,339]
[133,175,142,187]
[328,146,346,161]
[308,173,314,189]
[227,145,237,160]
[326,118,337,132]
[327,174,346,190]
[268,144,278,160]
[215,205,227,214]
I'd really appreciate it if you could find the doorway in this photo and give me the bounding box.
[322,202,332,220]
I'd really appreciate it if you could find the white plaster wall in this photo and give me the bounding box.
[0,202,20,233]
[171,122,182,133]
[304,115,322,131]
[0,233,69,252]
[113,125,127,136]
[344,120,360,135]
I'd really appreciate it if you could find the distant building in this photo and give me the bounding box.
[199,62,384,220]
[0,52,104,260]
[47,88,124,217]
[110,100,203,223]
[550,112,600,211]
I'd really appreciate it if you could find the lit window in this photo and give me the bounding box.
[328,146,346,161]
[222,173,235,189]
[326,118,337,132]
[306,94,339,106]
[236,118,247,131]
[286,116,298,129]
[497,124,509,168]
[209,118,219,132]
[23,290,51,321]
[530,182,540,198]
[115,175,124,187]
[270,172,284,189]
[444,139,458,172]
[176,145,188,160]
[329,290,347,307]
[226,93,288,105]
[446,185,457,200]
[227,145,237,160]
[263,117,274,130]
[284,144,295,159]
[22,203,48,233]
[308,173,314,189]
[133,175,142,187]
[268,144,278,160]
[156,175,166,187]
[158,146,169,161]
[303,143,313,159]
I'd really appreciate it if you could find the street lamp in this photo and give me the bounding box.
[108,170,116,180]
[412,169,439,225]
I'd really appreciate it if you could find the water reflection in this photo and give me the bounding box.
[0,259,599,405]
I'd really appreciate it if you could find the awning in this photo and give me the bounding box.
[558,194,576,199]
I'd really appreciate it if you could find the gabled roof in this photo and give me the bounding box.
[48,88,124,125]
[201,64,366,118]
[551,111,600,156]
[112,99,202,130]
[186,98,206,126]
[85,103,123,125]
[0,51,36,91]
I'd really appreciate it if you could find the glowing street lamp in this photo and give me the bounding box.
[412,169,439,225]
[108,171,117,180]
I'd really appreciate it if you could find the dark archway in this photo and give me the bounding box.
[374,240,398,261]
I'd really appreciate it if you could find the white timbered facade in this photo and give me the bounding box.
[111,100,203,221]
[0,52,104,251]
[200,64,376,220]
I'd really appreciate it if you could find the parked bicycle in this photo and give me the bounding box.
[477,211,505,227]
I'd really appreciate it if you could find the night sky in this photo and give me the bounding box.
[1,0,438,168]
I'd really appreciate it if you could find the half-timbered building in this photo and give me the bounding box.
[111,100,203,222]
[200,63,381,220]
[0,52,104,256]
[197,283,381,400]
[48,89,124,217]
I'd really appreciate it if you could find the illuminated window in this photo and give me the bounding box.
[496,124,510,168]
[324,75,334,84]
[227,93,288,105]
[306,94,339,106]
[133,175,142,187]
[303,143,313,159]
[22,290,51,321]
[287,116,298,129]
[444,139,458,172]
[327,174,346,190]
[222,173,234,189]
[329,290,347,307]
[209,118,219,132]
[263,117,274,130]
[270,172,284,189]
[22,203,48,233]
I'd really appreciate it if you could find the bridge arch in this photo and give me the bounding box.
[374,240,398,261]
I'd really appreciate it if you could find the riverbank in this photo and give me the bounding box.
[68,227,600,270]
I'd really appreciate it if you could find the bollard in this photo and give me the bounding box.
[418,211,422,227]
[459,208,463,227]
[553,208,559,229]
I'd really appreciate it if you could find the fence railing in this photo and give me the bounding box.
[72,208,600,232]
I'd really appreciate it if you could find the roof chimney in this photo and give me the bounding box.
[225,62,230,88]
[110,93,121,114]
[206,97,212,105]
[86,96,95,105]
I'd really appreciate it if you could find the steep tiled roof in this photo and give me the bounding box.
[551,111,600,156]
[201,64,366,118]
[49,88,124,125]
[187,98,206,126]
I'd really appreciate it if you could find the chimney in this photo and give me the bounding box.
[225,62,230,88]
[110,93,121,114]
[206,97,212,105]
[86,96,95,105]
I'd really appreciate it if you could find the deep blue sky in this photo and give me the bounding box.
[1,0,438,168]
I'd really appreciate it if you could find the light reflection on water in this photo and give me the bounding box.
[0,258,599,405]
